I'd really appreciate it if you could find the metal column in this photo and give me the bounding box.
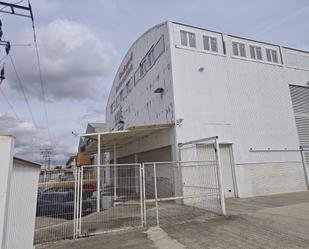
[153,163,159,225]
[300,147,309,190]
[113,143,117,204]
[97,134,101,212]
[214,138,226,215]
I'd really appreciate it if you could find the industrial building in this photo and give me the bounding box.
[80,21,309,198]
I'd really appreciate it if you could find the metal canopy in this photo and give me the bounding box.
[74,124,173,154]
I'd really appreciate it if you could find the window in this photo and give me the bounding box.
[148,49,154,68]
[232,42,246,57]
[116,95,120,107]
[249,45,263,60]
[111,100,116,114]
[153,35,165,61]
[266,48,278,63]
[120,88,127,101]
[203,35,218,52]
[126,77,133,93]
[180,30,196,48]
[134,36,165,86]
[180,30,187,46]
[140,59,147,77]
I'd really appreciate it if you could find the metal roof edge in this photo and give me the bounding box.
[14,156,41,168]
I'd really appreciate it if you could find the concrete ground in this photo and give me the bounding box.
[36,191,309,249]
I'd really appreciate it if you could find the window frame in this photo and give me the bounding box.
[180,30,196,48]
[249,45,263,60]
[232,41,246,57]
[266,48,279,63]
[203,35,218,52]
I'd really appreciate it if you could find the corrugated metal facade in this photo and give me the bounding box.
[290,85,309,168]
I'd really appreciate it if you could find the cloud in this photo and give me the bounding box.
[7,19,117,101]
[0,114,75,164]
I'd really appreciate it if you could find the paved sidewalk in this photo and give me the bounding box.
[36,191,309,249]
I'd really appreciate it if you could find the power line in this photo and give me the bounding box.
[30,0,52,147]
[0,87,21,121]
[8,53,38,127]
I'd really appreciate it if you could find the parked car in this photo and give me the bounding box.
[36,188,93,219]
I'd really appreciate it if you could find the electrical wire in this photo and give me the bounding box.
[0,87,21,122]
[29,0,52,147]
[8,52,38,127]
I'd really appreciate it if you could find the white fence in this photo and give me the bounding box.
[33,138,226,243]
[75,164,143,237]
[34,169,77,244]
[143,160,225,227]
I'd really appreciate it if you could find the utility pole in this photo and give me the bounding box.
[0,1,34,19]
[0,0,34,84]
[40,148,53,170]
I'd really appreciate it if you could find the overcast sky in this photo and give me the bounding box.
[0,0,308,165]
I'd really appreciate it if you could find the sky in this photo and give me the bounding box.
[0,0,308,165]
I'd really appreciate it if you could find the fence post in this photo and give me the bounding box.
[73,168,78,239]
[78,167,83,237]
[97,134,101,212]
[139,164,144,226]
[113,143,117,205]
[214,138,226,215]
[142,163,147,226]
[153,163,159,226]
[300,147,309,190]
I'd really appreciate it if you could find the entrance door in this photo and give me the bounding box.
[219,144,236,198]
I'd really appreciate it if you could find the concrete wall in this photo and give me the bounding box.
[236,162,306,197]
[0,136,40,249]
[0,136,14,249]
[5,160,40,249]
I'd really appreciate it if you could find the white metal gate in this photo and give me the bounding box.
[75,163,143,237]
[70,138,226,238]
[34,143,226,244]
[142,160,225,227]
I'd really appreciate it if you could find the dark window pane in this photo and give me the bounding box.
[203,36,210,50]
[250,46,256,59]
[180,30,187,46]
[188,32,196,48]
[256,47,263,60]
[232,42,238,56]
[211,37,218,52]
[272,50,278,63]
[239,43,246,57]
[266,49,272,61]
